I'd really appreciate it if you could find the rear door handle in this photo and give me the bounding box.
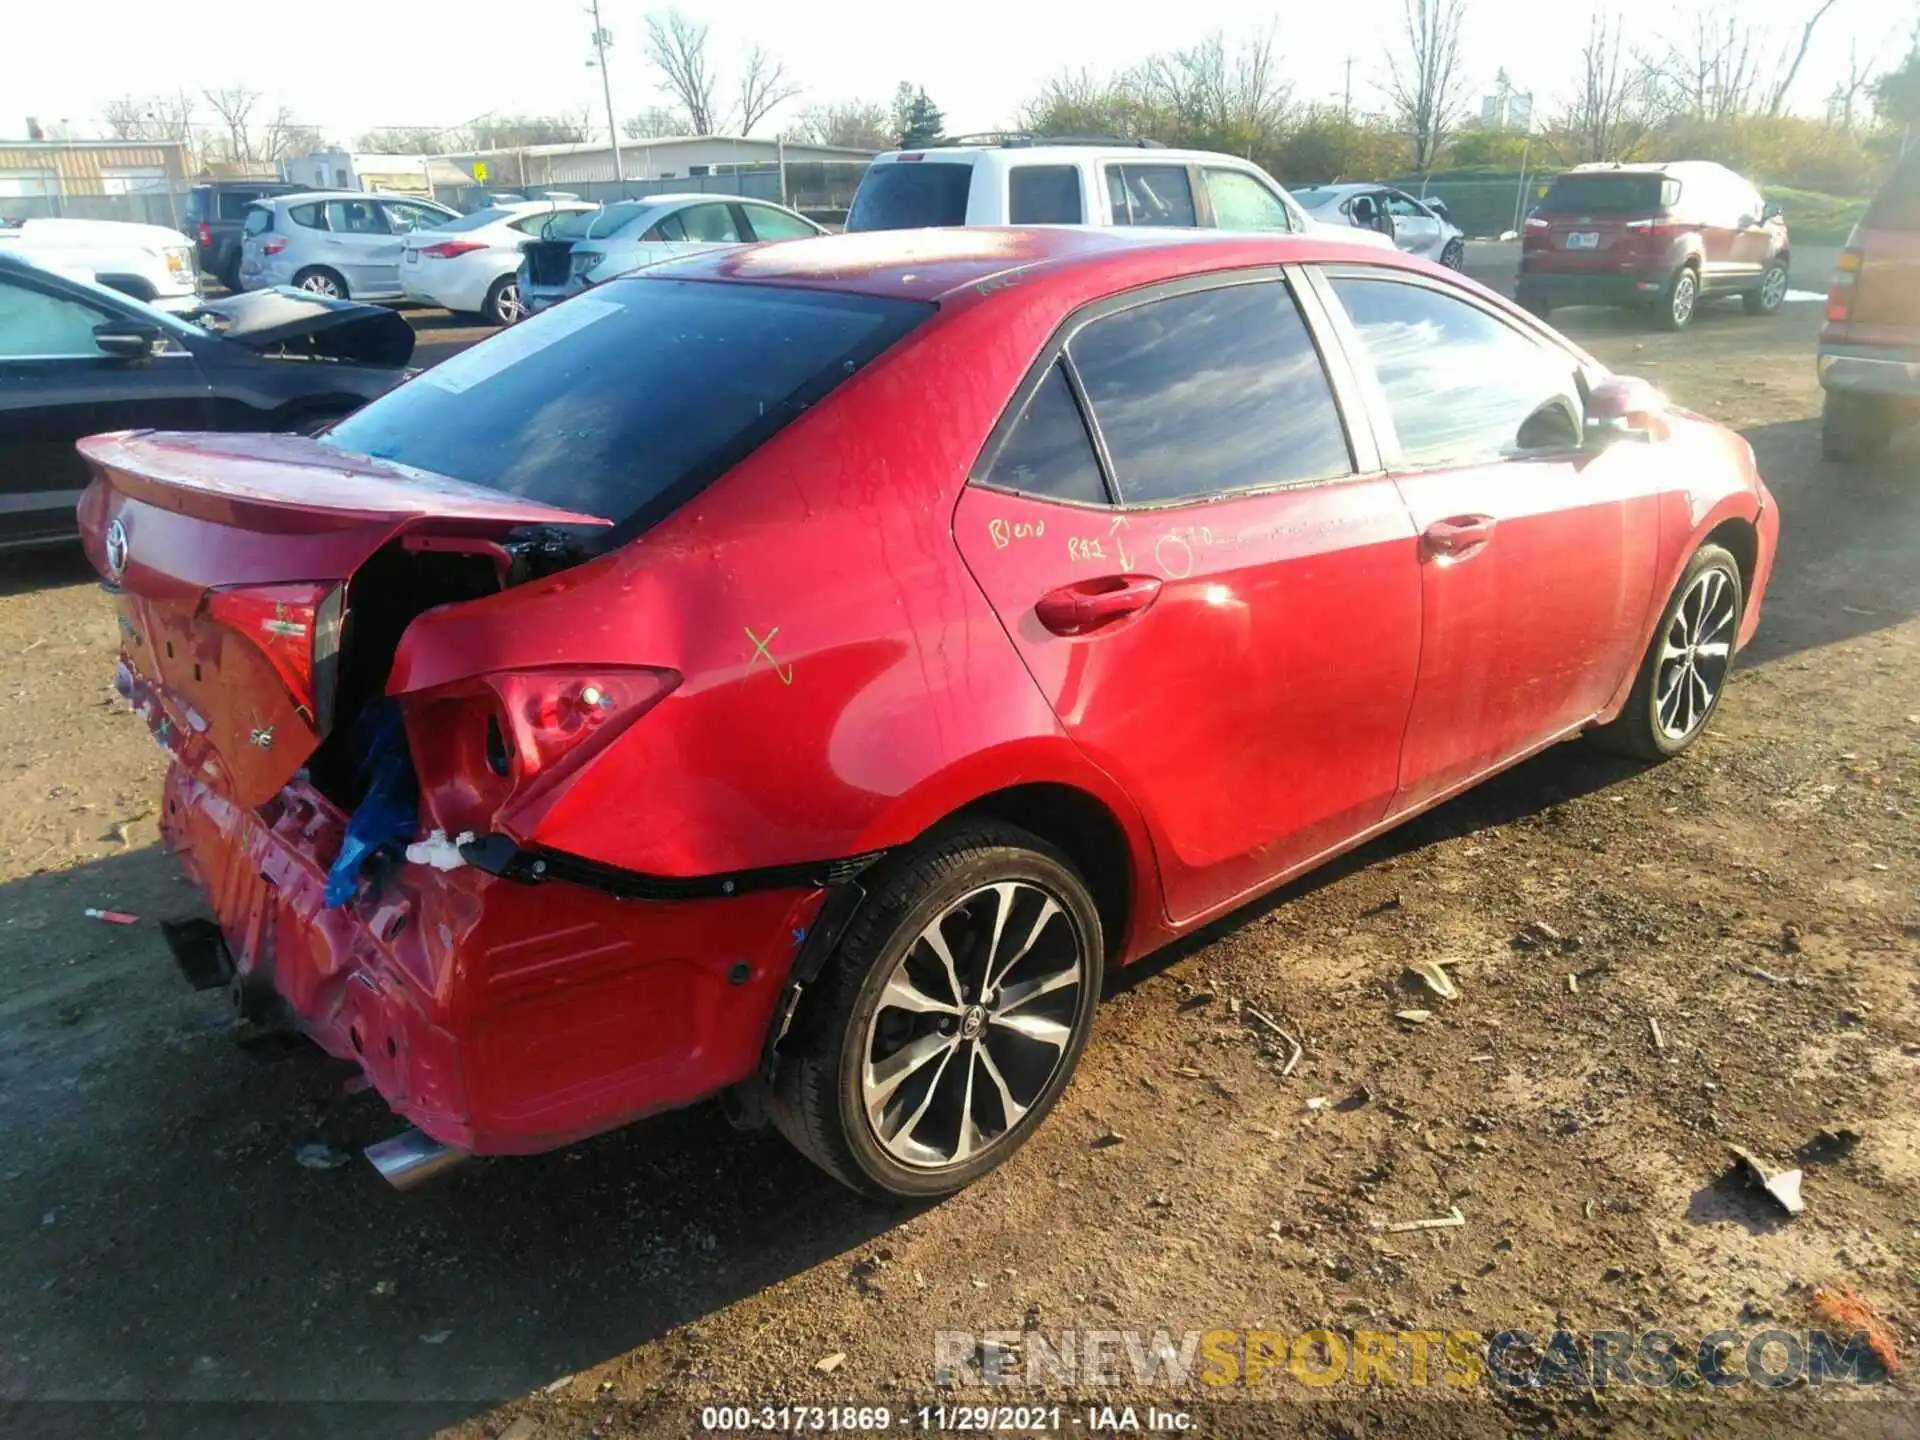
[1422,514,1496,559]
[1035,574,1163,636]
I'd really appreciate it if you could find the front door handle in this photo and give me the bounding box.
[1035,574,1163,636]
[1422,514,1496,559]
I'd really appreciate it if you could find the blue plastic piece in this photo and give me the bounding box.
[323,702,418,909]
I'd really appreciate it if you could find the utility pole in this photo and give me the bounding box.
[587,0,625,185]
[1342,57,1356,123]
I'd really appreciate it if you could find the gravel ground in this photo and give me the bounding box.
[0,291,1914,1440]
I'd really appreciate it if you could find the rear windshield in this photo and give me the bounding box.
[319,279,931,537]
[846,161,974,231]
[430,207,513,233]
[1865,153,1920,230]
[1541,175,1673,214]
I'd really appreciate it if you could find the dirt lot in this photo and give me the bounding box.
[1,287,1916,1440]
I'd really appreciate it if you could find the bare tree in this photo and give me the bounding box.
[1644,4,1764,122]
[790,100,893,150]
[263,106,323,160]
[1765,0,1843,116]
[1142,28,1291,148]
[623,106,693,140]
[1387,0,1469,170]
[1555,11,1656,162]
[645,11,719,134]
[201,86,261,163]
[737,45,801,135]
[102,90,196,149]
[1825,39,1877,130]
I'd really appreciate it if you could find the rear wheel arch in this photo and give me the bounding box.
[951,781,1135,965]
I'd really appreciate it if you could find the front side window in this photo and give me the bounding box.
[1384,192,1429,219]
[983,361,1108,504]
[1203,169,1293,232]
[679,203,743,243]
[1105,165,1197,227]
[1009,166,1083,225]
[1330,276,1583,466]
[0,276,116,358]
[741,204,819,240]
[1068,281,1352,505]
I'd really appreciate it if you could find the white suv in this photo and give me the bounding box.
[845,139,1390,248]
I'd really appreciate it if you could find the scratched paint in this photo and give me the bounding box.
[744,625,795,685]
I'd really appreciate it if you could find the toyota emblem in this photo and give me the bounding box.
[103,518,129,581]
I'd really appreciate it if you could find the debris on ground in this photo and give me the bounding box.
[82,908,138,925]
[1780,922,1804,955]
[1244,1006,1304,1075]
[1797,1128,1862,1165]
[1375,1206,1466,1233]
[1404,959,1460,1002]
[1648,1017,1666,1052]
[1395,1009,1431,1026]
[420,1330,451,1345]
[294,1143,351,1171]
[1727,1144,1806,1216]
[815,1352,847,1374]
[1811,1287,1901,1376]
[1305,1097,1330,1112]
[1177,990,1215,1011]
[1091,1128,1125,1149]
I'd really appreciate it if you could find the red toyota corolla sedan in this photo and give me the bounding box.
[77,226,1777,1198]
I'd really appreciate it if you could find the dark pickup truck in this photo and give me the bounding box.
[183,181,300,290]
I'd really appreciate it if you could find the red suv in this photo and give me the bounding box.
[1818,147,1920,459]
[1518,161,1791,330]
[79,227,1778,1198]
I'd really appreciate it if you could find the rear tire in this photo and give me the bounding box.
[483,274,525,326]
[767,821,1104,1199]
[218,253,243,294]
[1591,543,1743,761]
[1440,238,1465,270]
[1744,260,1788,315]
[292,267,347,300]
[1659,266,1699,331]
[1821,390,1895,462]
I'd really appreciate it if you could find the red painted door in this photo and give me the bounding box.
[954,279,1422,925]
[1316,272,1659,814]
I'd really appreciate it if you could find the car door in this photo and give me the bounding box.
[322,198,393,295]
[1729,178,1773,276]
[1102,164,1200,228]
[0,270,212,546]
[1309,268,1661,816]
[952,273,1423,925]
[1384,191,1441,258]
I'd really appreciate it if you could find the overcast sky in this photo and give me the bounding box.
[12,0,1916,145]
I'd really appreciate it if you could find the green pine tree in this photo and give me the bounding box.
[893,85,946,148]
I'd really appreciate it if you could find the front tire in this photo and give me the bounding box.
[1744,261,1789,315]
[1660,266,1699,331]
[768,821,1104,1199]
[1440,238,1465,271]
[1822,390,1895,462]
[292,267,347,300]
[1592,543,1743,761]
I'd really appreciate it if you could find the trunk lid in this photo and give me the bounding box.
[192,288,416,367]
[78,429,610,807]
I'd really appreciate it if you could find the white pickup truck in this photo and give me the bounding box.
[0,217,200,311]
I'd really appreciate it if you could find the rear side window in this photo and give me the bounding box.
[1068,281,1352,505]
[1009,166,1083,224]
[1105,165,1197,227]
[185,188,211,221]
[287,203,325,230]
[1330,277,1582,465]
[1204,170,1295,232]
[218,191,263,220]
[983,362,1109,504]
[1542,175,1673,214]
[846,161,975,230]
[1865,152,1920,230]
[242,207,274,236]
[319,280,931,533]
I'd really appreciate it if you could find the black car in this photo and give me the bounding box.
[0,251,414,551]
[184,180,301,290]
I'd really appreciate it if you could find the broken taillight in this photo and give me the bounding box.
[263,237,287,256]
[402,667,680,837]
[204,582,341,724]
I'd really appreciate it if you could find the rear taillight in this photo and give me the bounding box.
[1623,219,1680,243]
[197,221,213,248]
[403,666,680,835]
[263,237,287,256]
[418,240,487,259]
[1826,246,1862,325]
[1524,215,1549,231]
[204,582,341,724]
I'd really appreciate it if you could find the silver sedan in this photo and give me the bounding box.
[1291,183,1466,269]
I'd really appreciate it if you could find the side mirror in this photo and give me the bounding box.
[1427,198,1449,217]
[1585,375,1671,446]
[92,321,162,359]
[1762,200,1784,222]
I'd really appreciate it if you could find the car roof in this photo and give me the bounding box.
[1295,182,1390,197]
[871,144,1275,169]
[645,224,1416,304]
[257,191,450,207]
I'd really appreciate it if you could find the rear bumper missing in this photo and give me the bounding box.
[158,761,828,1155]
